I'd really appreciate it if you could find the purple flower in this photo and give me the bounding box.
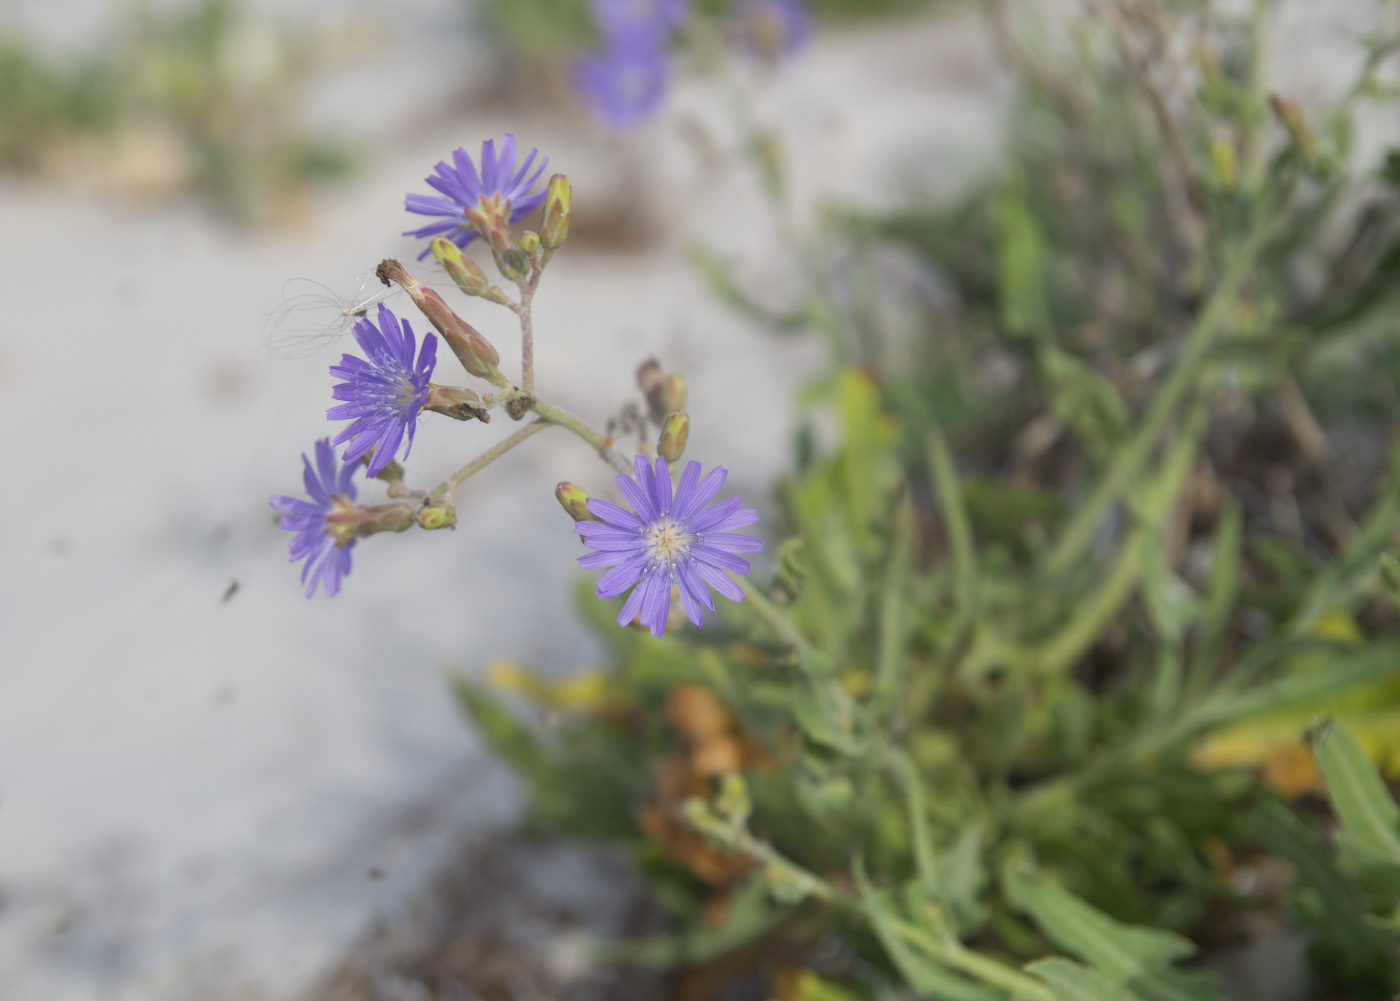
[327,303,437,477]
[592,0,688,40]
[730,0,810,60]
[269,439,358,599]
[577,456,763,637]
[575,33,672,129]
[403,134,549,259]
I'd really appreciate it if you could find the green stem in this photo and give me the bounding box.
[741,579,816,657]
[683,802,1053,1001]
[515,269,541,398]
[1044,216,1271,574]
[431,421,553,502]
[527,399,630,473]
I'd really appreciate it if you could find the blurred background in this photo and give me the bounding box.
[1,1,1397,1000]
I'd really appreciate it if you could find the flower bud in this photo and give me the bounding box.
[324,497,416,545]
[658,411,689,464]
[416,500,457,531]
[637,357,664,398]
[431,237,491,298]
[556,482,601,523]
[541,174,571,250]
[376,259,504,385]
[1270,93,1315,159]
[519,230,542,261]
[484,226,530,284]
[425,384,489,422]
[662,373,687,415]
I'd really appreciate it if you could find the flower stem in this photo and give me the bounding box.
[528,399,630,473]
[1043,211,1273,574]
[432,420,553,502]
[514,268,542,399]
[682,801,1054,1001]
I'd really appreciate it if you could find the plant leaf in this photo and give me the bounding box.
[1026,957,1148,1001]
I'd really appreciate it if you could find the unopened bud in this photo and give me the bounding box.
[638,358,668,422]
[416,500,457,531]
[484,226,530,284]
[324,498,416,545]
[556,482,600,523]
[376,259,503,384]
[1271,93,1315,159]
[425,384,489,422]
[431,237,491,297]
[637,358,664,398]
[658,412,689,464]
[662,373,687,415]
[519,230,541,261]
[541,174,571,250]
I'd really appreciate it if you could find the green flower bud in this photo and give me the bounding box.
[416,500,457,531]
[431,236,491,297]
[556,481,600,523]
[519,230,541,261]
[662,373,687,415]
[541,173,571,250]
[485,226,530,284]
[657,411,690,464]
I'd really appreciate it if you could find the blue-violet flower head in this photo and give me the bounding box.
[730,0,810,61]
[269,438,359,599]
[575,31,671,129]
[577,456,763,637]
[327,303,437,478]
[403,134,549,259]
[591,0,688,41]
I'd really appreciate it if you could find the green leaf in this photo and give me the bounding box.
[1026,958,1147,1001]
[1315,721,1400,870]
[1039,346,1129,453]
[450,675,548,778]
[853,863,1001,1001]
[1002,859,1221,1001]
[926,427,978,617]
[1234,799,1381,960]
[602,878,787,969]
[997,172,1051,338]
[1197,638,1400,727]
[874,490,916,705]
[791,674,865,756]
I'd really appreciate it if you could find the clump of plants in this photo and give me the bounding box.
[447,1,1400,998]
[0,0,351,220]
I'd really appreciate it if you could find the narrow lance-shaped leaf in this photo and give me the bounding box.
[1315,720,1400,869]
[1026,957,1148,1001]
[1001,858,1223,1001]
[853,861,1001,1001]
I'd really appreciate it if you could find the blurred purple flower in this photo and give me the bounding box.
[270,439,358,599]
[575,32,672,129]
[592,0,688,40]
[327,303,436,477]
[403,134,549,259]
[577,456,763,637]
[730,0,810,60]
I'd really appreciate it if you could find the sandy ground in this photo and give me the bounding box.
[1,0,1394,997]
[0,2,1008,998]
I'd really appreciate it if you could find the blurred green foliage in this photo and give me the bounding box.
[461,1,1400,998]
[0,0,352,220]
